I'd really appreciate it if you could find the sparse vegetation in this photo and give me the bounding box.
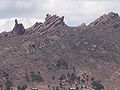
[30,71,43,82]
[0,12,119,90]
[56,59,68,69]
[92,81,104,90]
[17,84,27,90]
[59,74,65,81]
[5,79,13,90]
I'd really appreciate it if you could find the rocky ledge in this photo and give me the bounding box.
[27,14,66,35]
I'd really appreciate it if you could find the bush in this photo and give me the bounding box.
[56,86,59,90]
[17,84,27,90]
[30,71,43,82]
[59,74,65,81]
[5,80,13,90]
[70,73,76,82]
[92,81,104,90]
[56,59,68,69]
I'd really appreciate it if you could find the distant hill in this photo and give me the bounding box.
[0,12,120,90]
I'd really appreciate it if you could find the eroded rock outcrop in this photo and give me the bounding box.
[88,12,120,28]
[27,14,65,35]
[77,23,87,30]
[0,12,119,90]
[12,19,25,35]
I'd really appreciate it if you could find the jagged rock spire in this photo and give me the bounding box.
[12,19,25,35]
[108,12,120,20]
[15,19,18,25]
[27,14,66,35]
[44,14,65,26]
[45,14,51,21]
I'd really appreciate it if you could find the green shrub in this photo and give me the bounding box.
[5,79,13,90]
[92,81,104,90]
[59,74,65,81]
[56,59,68,69]
[30,71,43,82]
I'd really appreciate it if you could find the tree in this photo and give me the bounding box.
[92,81,104,90]
[76,76,80,82]
[25,73,30,82]
[67,73,70,78]
[72,67,76,72]
[52,75,55,80]
[56,59,68,69]
[76,85,79,90]
[5,79,13,90]
[17,84,27,90]
[59,74,65,81]
[30,71,43,82]
[56,86,59,90]
[59,82,63,88]
[70,73,76,82]
[81,79,85,84]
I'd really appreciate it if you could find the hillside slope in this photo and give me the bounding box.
[0,12,120,90]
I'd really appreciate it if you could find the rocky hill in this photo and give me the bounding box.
[0,12,120,90]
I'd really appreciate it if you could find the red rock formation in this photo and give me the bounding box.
[88,12,120,28]
[0,12,120,90]
[27,14,65,35]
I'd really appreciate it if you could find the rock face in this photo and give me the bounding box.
[77,23,87,30]
[0,12,120,90]
[27,14,65,35]
[88,12,120,28]
[12,19,25,35]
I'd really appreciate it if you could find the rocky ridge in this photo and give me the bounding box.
[26,14,65,36]
[0,12,120,90]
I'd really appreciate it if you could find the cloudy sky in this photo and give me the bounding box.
[0,0,120,32]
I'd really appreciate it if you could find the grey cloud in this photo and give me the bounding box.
[0,0,120,20]
[0,0,120,32]
[0,0,47,19]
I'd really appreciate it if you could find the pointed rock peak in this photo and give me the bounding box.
[33,22,43,28]
[15,19,18,25]
[12,19,25,35]
[80,23,86,27]
[44,14,65,26]
[77,23,87,29]
[107,12,119,20]
[45,14,52,21]
[45,14,64,21]
[77,23,87,31]
[99,12,120,21]
[88,12,120,27]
